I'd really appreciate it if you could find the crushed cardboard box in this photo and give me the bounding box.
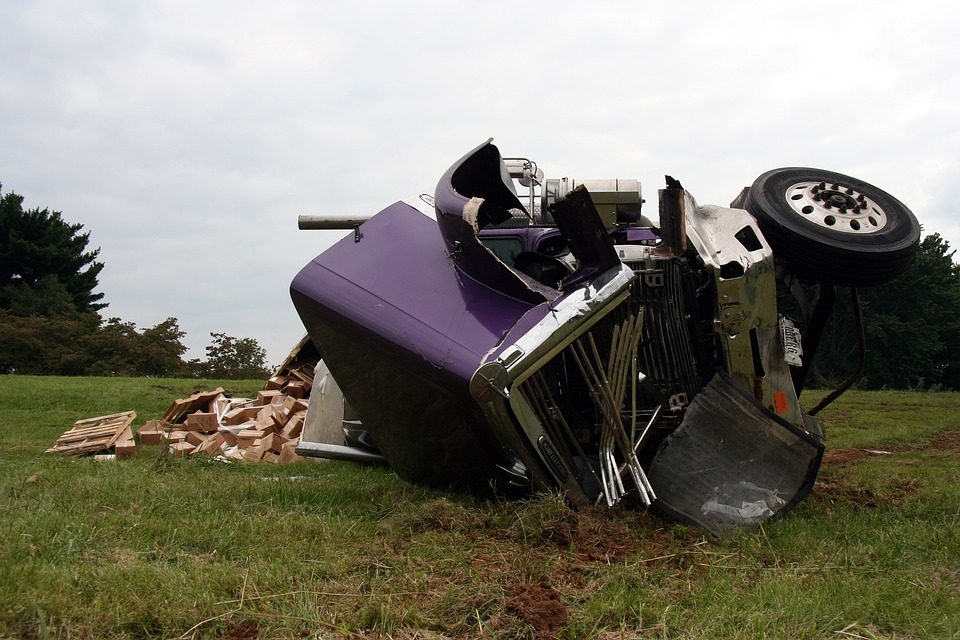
[147,357,317,462]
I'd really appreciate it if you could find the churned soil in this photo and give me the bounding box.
[813,477,921,508]
[822,448,873,466]
[823,430,960,468]
[222,621,260,640]
[505,582,569,639]
[929,430,960,452]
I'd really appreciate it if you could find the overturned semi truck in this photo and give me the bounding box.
[290,140,920,534]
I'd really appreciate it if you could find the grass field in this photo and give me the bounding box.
[1,376,958,639]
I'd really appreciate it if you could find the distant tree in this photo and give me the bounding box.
[83,316,189,377]
[0,184,195,378]
[862,233,960,389]
[83,317,140,376]
[0,183,105,316]
[137,317,189,377]
[200,332,270,379]
[810,233,960,389]
[0,309,98,374]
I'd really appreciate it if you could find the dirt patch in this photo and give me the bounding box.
[523,508,668,564]
[929,431,960,452]
[555,510,636,561]
[505,582,568,638]
[823,448,872,466]
[823,447,907,466]
[222,621,260,640]
[394,497,484,534]
[813,480,881,508]
[813,477,922,508]
[645,525,701,552]
[824,431,960,467]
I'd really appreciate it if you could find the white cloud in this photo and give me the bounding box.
[2,0,958,364]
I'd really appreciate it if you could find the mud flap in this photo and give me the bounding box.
[648,372,823,535]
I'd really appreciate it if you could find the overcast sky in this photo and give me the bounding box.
[2,1,958,365]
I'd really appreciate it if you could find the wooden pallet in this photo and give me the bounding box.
[45,411,137,457]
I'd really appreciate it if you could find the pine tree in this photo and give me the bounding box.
[0,184,106,316]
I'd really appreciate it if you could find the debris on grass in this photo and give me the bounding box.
[45,410,137,458]
[47,339,320,464]
[160,387,226,424]
[144,358,317,463]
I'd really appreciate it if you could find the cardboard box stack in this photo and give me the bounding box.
[145,359,316,462]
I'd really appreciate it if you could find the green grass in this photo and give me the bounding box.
[1,377,958,639]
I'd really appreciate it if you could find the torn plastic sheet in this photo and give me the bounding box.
[648,371,823,535]
[701,482,786,526]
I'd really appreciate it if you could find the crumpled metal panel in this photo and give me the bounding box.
[434,139,558,305]
[648,371,823,534]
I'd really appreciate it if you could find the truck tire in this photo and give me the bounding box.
[745,167,920,286]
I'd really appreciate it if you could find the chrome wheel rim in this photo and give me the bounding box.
[784,181,888,234]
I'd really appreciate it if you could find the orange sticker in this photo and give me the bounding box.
[773,390,789,414]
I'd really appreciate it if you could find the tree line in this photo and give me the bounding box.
[0,184,269,379]
[807,232,960,390]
